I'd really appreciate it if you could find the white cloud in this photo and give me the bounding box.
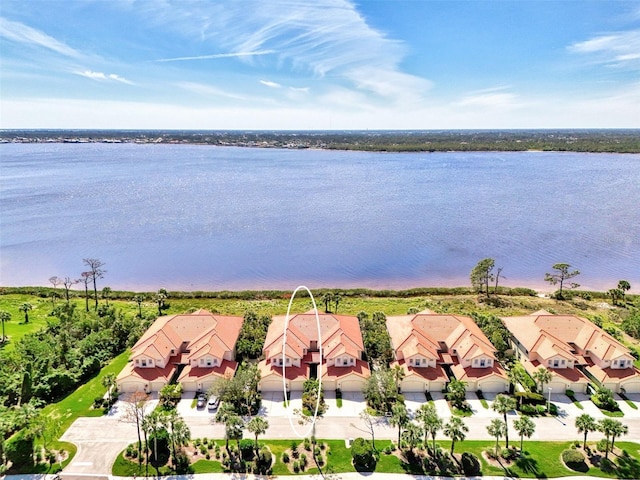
[455,92,519,108]
[0,17,82,58]
[75,70,134,85]
[569,30,640,68]
[131,0,429,103]
[155,50,275,62]
[260,80,282,88]
[176,81,249,101]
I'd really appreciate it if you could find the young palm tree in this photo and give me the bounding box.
[389,402,409,447]
[487,418,506,455]
[609,419,628,454]
[19,303,33,324]
[446,379,468,409]
[0,310,11,343]
[443,416,468,456]
[133,295,145,318]
[391,364,405,392]
[532,367,553,394]
[101,372,116,406]
[513,416,535,456]
[416,403,442,457]
[492,394,517,448]
[598,418,618,459]
[247,416,269,456]
[401,422,423,454]
[575,413,597,450]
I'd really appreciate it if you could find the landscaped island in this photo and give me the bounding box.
[1,282,639,477]
[2,129,639,153]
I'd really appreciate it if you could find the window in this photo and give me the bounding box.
[343,359,348,365]
[142,359,147,367]
[149,359,153,365]
[553,360,559,368]
[561,359,565,366]
[614,360,618,366]
[200,358,205,365]
[473,359,478,365]
[206,359,212,367]
[415,358,421,366]
[286,358,290,365]
[409,359,413,365]
[480,359,486,367]
[135,359,139,365]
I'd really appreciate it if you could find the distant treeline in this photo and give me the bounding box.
[0,285,607,300]
[2,129,639,153]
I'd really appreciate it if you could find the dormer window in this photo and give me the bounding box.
[480,359,486,367]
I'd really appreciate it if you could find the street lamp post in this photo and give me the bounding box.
[547,387,552,413]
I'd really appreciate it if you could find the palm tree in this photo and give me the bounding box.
[575,413,597,450]
[416,403,442,457]
[513,416,535,456]
[155,289,168,315]
[443,416,468,456]
[0,310,11,343]
[487,418,506,454]
[247,416,269,456]
[333,293,342,313]
[133,295,145,318]
[446,379,468,409]
[598,418,618,459]
[609,419,628,454]
[215,403,236,450]
[389,402,409,447]
[226,415,244,451]
[492,394,517,448]
[321,292,333,312]
[169,417,191,469]
[102,373,116,406]
[532,367,552,394]
[144,410,163,476]
[507,363,525,396]
[401,422,423,454]
[19,303,33,324]
[618,280,631,302]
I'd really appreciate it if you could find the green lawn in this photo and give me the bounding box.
[114,437,640,478]
[0,293,56,349]
[41,349,131,435]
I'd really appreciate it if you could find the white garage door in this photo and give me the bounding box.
[429,381,445,392]
[119,382,144,393]
[621,382,640,393]
[547,380,567,393]
[340,380,364,392]
[480,381,507,393]
[181,381,197,392]
[402,381,426,393]
[260,378,286,392]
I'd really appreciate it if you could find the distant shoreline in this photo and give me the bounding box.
[2,128,639,153]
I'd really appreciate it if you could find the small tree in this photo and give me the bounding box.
[445,379,468,409]
[443,416,468,456]
[470,258,495,297]
[598,418,618,459]
[62,276,78,305]
[155,289,168,315]
[19,303,33,324]
[492,394,517,448]
[513,416,535,456]
[0,310,11,343]
[133,295,145,318]
[83,258,106,310]
[122,391,149,464]
[401,422,423,454]
[416,403,442,457]
[359,409,379,451]
[102,372,117,406]
[544,263,580,299]
[389,402,409,447]
[575,413,597,450]
[532,367,552,394]
[247,416,269,456]
[487,418,506,454]
[102,286,112,306]
[609,419,628,453]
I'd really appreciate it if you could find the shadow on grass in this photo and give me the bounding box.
[616,451,640,479]
[515,454,547,476]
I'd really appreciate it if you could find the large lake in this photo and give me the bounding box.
[1,143,638,293]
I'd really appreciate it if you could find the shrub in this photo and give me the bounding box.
[239,439,255,458]
[174,450,192,474]
[282,451,290,463]
[5,432,35,469]
[501,448,518,461]
[461,452,481,476]
[562,449,588,471]
[565,389,575,397]
[519,404,537,415]
[351,437,377,471]
[293,460,300,473]
[599,457,615,472]
[304,437,311,451]
[515,391,545,404]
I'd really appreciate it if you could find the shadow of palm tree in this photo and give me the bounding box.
[515,455,544,476]
[616,451,640,479]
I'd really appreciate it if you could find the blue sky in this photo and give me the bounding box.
[1,0,639,129]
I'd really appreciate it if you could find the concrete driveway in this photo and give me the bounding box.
[573,392,605,418]
[339,391,365,416]
[404,392,426,419]
[60,417,138,475]
[259,391,286,417]
[430,391,451,417]
[550,393,584,419]
[467,392,497,417]
[616,394,640,418]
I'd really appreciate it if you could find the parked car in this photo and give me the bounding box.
[207,395,219,411]
[196,394,206,409]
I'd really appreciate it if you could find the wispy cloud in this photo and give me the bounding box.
[0,17,82,58]
[260,80,282,88]
[176,81,249,101]
[132,1,430,103]
[155,50,275,62]
[455,87,519,109]
[75,70,134,84]
[569,30,640,68]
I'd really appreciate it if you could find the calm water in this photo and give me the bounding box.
[1,143,639,293]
